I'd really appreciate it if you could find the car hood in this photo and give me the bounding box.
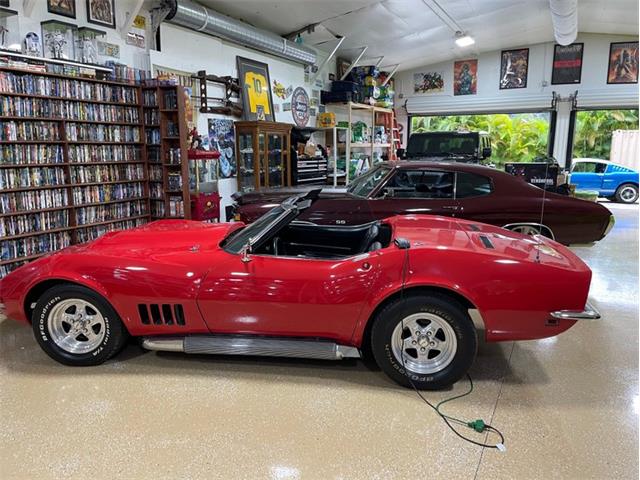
[71,220,241,258]
[235,188,350,205]
[388,215,589,271]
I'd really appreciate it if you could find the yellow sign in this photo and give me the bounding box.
[133,15,146,29]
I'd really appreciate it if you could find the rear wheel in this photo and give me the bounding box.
[32,285,128,366]
[614,183,638,204]
[507,224,553,239]
[370,294,477,389]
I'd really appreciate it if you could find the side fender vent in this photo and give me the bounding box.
[478,235,495,249]
[138,304,186,326]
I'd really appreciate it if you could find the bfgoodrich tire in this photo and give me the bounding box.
[371,294,477,390]
[614,183,639,204]
[32,285,128,366]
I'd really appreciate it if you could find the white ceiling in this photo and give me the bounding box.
[198,0,640,71]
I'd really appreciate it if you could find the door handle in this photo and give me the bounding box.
[442,205,458,210]
[360,262,372,272]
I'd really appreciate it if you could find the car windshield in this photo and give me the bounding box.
[347,166,391,197]
[407,134,477,158]
[223,204,291,254]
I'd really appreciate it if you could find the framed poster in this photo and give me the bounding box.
[47,0,76,19]
[413,71,444,93]
[453,59,477,95]
[500,48,529,89]
[208,118,236,178]
[236,56,274,122]
[86,0,116,29]
[551,43,583,85]
[0,0,8,7]
[607,41,639,84]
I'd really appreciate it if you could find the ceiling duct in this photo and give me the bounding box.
[162,0,317,65]
[548,0,578,46]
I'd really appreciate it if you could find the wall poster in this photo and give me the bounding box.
[453,59,477,95]
[236,56,275,121]
[551,43,584,85]
[607,41,639,84]
[500,48,529,89]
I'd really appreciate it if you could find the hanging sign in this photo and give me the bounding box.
[291,87,310,127]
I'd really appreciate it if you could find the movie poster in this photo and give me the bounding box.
[413,71,444,93]
[236,56,275,121]
[607,42,639,84]
[208,119,236,178]
[551,43,584,85]
[500,48,529,89]
[453,59,477,95]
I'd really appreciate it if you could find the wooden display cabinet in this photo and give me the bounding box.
[235,121,292,192]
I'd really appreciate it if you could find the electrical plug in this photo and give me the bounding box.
[467,419,486,433]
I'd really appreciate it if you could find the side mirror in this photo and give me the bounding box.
[240,242,252,263]
[482,147,492,159]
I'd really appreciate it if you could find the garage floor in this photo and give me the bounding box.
[1,203,637,480]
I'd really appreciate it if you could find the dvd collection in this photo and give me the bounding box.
[1,231,72,263]
[151,200,165,218]
[143,90,158,106]
[1,210,69,237]
[0,71,140,104]
[0,121,60,141]
[150,183,164,199]
[76,218,147,244]
[68,145,142,163]
[72,182,145,205]
[1,144,64,165]
[148,147,161,163]
[75,200,147,225]
[0,166,66,190]
[167,147,181,164]
[0,97,140,124]
[164,91,178,110]
[149,165,163,181]
[144,109,159,125]
[168,172,182,191]
[145,128,160,145]
[167,121,180,137]
[169,199,185,217]
[70,164,145,184]
[0,188,69,214]
[66,123,141,143]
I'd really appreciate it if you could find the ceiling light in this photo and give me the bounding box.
[455,32,475,47]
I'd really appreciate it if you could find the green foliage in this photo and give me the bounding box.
[573,109,639,159]
[410,114,550,168]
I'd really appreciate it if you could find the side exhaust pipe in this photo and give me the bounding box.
[142,335,361,360]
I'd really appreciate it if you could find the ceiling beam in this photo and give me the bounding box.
[120,0,145,39]
[340,46,368,80]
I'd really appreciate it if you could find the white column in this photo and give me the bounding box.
[552,98,574,169]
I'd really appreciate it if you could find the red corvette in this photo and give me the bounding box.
[0,192,600,389]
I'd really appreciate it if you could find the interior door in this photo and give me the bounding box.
[372,168,461,217]
[197,252,378,344]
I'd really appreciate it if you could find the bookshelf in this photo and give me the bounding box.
[0,67,150,277]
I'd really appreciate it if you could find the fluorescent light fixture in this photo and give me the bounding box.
[455,31,475,47]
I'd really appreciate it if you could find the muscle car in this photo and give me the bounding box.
[0,191,600,390]
[570,158,639,204]
[233,162,615,245]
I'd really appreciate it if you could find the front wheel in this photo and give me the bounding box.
[615,183,639,204]
[32,284,128,366]
[370,294,477,390]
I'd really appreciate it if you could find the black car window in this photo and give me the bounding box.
[573,162,606,173]
[455,172,493,198]
[348,166,391,197]
[384,169,454,199]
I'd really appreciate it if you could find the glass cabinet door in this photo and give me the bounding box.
[267,133,283,187]
[258,133,266,188]
[238,132,255,192]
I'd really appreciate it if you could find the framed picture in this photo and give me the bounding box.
[47,0,76,19]
[453,59,478,95]
[551,43,583,85]
[607,41,639,84]
[500,48,529,89]
[0,0,9,6]
[236,56,275,122]
[86,0,116,29]
[413,71,444,94]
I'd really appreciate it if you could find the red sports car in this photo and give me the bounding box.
[232,162,614,246]
[0,192,600,389]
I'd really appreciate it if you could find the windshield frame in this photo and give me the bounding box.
[346,165,393,198]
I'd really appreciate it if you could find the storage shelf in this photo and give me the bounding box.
[0,116,140,126]
[3,225,74,241]
[72,179,147,187]
[0,205,74,218]
[0,140,63,144]
[76,215,148,230]
[0,91,140,107]
[0,65,137,86]
[66,141,143,145]
[1,184,70,193]
[0,252,48,266]
[0,162,67,168]
[74,197,148,208]
[69,161,145,166]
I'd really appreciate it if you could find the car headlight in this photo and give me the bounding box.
[603,215,615,238]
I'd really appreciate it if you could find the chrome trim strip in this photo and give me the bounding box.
[141,337,184,352]
[550,302,601,320]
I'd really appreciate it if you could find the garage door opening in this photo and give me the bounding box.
[410,113,551,168]
[572,109,639,160]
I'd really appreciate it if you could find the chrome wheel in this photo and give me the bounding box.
[391,313,457,375]
[510,225,542,236]
[48,299,106,354]
[619,185,638,203]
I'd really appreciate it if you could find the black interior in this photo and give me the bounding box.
[256,221,392,259]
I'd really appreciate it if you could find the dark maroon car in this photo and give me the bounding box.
[232,162,615,245]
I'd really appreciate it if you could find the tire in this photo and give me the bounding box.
[370,294,477,390]
[32,284,128,366]
[614,183,639,204]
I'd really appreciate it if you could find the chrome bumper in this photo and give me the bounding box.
[550,302,601,320]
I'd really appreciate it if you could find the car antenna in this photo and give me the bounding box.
[535,160,551,263]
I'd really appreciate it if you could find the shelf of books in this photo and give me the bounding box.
[146,85,190,220]
[0,65,151,277]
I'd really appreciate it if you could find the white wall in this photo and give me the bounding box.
[394,33,639,167]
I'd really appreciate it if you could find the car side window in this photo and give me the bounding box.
[573,162,605,173]
[455,172,493,198]
[384,170,454,199]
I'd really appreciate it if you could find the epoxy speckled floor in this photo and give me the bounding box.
[1,203,637,479]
